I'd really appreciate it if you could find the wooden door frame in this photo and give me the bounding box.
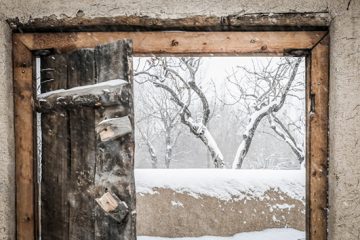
[13,31,329,240]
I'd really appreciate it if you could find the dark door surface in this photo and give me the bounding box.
[38,40,135,240]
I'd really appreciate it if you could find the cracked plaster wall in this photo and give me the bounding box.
[0,0,359,239]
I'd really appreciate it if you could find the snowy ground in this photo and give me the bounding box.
[138,228,305,240]
[135,169,305,202]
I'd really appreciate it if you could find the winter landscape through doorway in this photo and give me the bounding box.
[13,30,328,240]
[133,56,306,239]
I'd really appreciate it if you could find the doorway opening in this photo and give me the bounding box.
[13,30,328,240]
[134,56,306,240]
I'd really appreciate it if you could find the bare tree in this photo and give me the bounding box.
[137,126,159,168]
[223,57,304,169]
[134,69,183,168]
[135,57,225,168]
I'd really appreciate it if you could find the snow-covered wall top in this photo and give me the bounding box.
[135,169,305,202]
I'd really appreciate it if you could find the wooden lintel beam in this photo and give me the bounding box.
[16,31,327,56]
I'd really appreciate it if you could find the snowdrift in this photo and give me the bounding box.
[138,228,305,240]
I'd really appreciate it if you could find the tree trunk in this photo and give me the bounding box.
[146,141,158,168]
[232,109,267,169]
[164,129,173,168]
[182,117,224,168]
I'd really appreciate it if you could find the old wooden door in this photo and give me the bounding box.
[36,40,135,240]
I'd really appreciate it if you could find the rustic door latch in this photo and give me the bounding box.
[95,191,129,223]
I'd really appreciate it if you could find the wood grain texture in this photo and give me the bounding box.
[96,117,132,142]
[307,34,329,240]
[40,54,69,240]
[93,40,136,240]
[67,49,97,240]
[16,31,327,56]
[35,80,130,112]
[13,35,35,240]
[7,13,330,32]
[39,41,135,240]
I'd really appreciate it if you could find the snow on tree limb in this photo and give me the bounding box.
[138,127,159,168]
[137,57,225,168]
[188,81,211,125]
[155,82,225,168]
[232,58,302,169]
[268,113,305,164]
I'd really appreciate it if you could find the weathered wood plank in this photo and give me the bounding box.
[16,31,327,56]
[95,191,129,223]
[93,40,136,240]
[96,117,132,142]
[67,49,97,240]
[307,34,329,240]
[13,34,35,240]
[40,54,69,240]
[35,79,130,112]
[7,13,330,32]
[38,41,135,240]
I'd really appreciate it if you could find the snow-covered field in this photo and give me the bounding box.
[135,169,305,202]
[138,228,305,240]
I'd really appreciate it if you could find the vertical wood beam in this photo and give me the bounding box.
[94,40,136,240]
[308,34,329,240]
[40,54,69,240]
[67,49,97,239]
[13,35,35,240]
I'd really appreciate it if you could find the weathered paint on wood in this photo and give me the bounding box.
[307,34,329,240]
[16,31,327,56]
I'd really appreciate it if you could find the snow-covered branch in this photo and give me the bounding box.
[268,113,304,164]
[232,58,302,169]
[136,57,225,168]
[138,127,158,168]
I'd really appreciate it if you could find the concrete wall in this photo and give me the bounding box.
[0,0,359,239]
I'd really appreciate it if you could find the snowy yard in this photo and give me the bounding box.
[138,228,305,240]
[135,169,305,202]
